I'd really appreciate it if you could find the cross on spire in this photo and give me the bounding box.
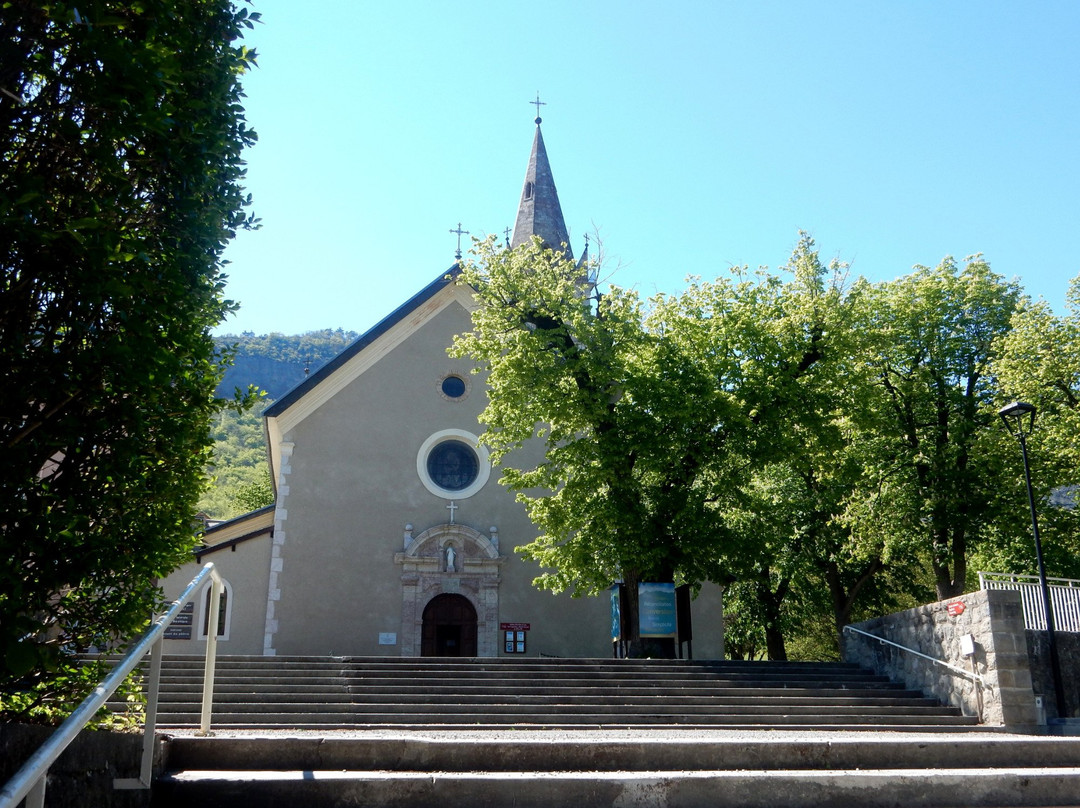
[531,92,546,124]
[449,222,470,260]
[504,226,512,248]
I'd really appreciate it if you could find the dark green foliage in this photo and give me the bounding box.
[0,0,257,717]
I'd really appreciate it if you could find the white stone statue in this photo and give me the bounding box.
[445,545,457,572]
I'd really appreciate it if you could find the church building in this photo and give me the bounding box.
[161,117,726,659]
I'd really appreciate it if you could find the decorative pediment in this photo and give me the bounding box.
[396,523,501,574]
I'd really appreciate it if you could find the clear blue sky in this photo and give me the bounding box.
[215,0,1080,336]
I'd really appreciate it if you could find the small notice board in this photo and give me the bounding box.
[163,602,195,640]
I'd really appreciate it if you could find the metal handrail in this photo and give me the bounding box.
[0,562,222,808]
[978,571,1080,632]
[843,624,985,685]
[978,571,1080,588]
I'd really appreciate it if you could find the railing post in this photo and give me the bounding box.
[115,634,164,789]
[25,776,45,808]
[197,571,222,735]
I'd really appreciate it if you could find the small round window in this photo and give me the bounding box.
[441,375,467,399]
[426,440,479,491]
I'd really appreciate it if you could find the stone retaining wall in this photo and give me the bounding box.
[0,723,158,808]
[844,589,1039,727]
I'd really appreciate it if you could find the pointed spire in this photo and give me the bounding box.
[510,109,572,259]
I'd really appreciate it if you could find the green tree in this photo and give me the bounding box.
[715,236,878,659]
[198,397,274,520]
[453,234,841,657]
[983,276,1080,578]
[0,0,258,715]
[844,258,1023,600]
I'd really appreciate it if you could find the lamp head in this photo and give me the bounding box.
[999,400,1036,437]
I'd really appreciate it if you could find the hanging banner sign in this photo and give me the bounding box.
[947,601,966,617]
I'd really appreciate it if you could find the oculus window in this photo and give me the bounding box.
[417,429,491,499]
[440,374,467,399]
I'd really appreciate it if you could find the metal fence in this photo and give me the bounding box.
[979,571,1080,633]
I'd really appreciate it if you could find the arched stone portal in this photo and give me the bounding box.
[395,523,503,656]
[421,593,477,656]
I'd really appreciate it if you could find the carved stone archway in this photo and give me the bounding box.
[395,523,503,657]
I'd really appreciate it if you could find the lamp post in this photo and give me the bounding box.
[998,401,1066,719]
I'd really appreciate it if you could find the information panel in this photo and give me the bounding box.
[638,582,677,638]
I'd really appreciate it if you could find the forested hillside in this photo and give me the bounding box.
[200,330,358,520]
[215,328,358,399]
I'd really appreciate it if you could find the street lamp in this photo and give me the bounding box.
[998,400,1066,719]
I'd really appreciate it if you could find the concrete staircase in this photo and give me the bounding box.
[145,657,1080,807]
[143,655,979,731]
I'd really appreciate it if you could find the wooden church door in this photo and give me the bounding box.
[421,593,478,657]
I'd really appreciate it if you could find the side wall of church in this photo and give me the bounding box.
[159,532,272,656]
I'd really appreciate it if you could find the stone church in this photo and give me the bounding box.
[161,118,726,659]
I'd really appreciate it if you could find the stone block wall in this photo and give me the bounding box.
[844,589,1039,727]
[1026,630,1080,719]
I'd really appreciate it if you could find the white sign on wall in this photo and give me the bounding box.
[378,633,397,645]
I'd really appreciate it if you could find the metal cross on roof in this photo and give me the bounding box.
[531,92,546,123]
[449,222,470,260]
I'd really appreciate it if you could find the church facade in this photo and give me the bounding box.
[161,120,725,659]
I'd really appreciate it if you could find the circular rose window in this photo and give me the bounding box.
[417,430,491,499]
[426,439,479,491]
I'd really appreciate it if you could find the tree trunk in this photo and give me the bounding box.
[764,625,787,661]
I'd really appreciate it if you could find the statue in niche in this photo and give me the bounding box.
[444,545,457,572]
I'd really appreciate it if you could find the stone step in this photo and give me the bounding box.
[162,735,1080,771]
[148,767,1080,808]
[155,663,891,679]
[153,692,945,709]
[152,736,1080,808]
[156,699,964,716]
[153,682,920,698]
[153,712,978,729]
[153,654,866,668]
